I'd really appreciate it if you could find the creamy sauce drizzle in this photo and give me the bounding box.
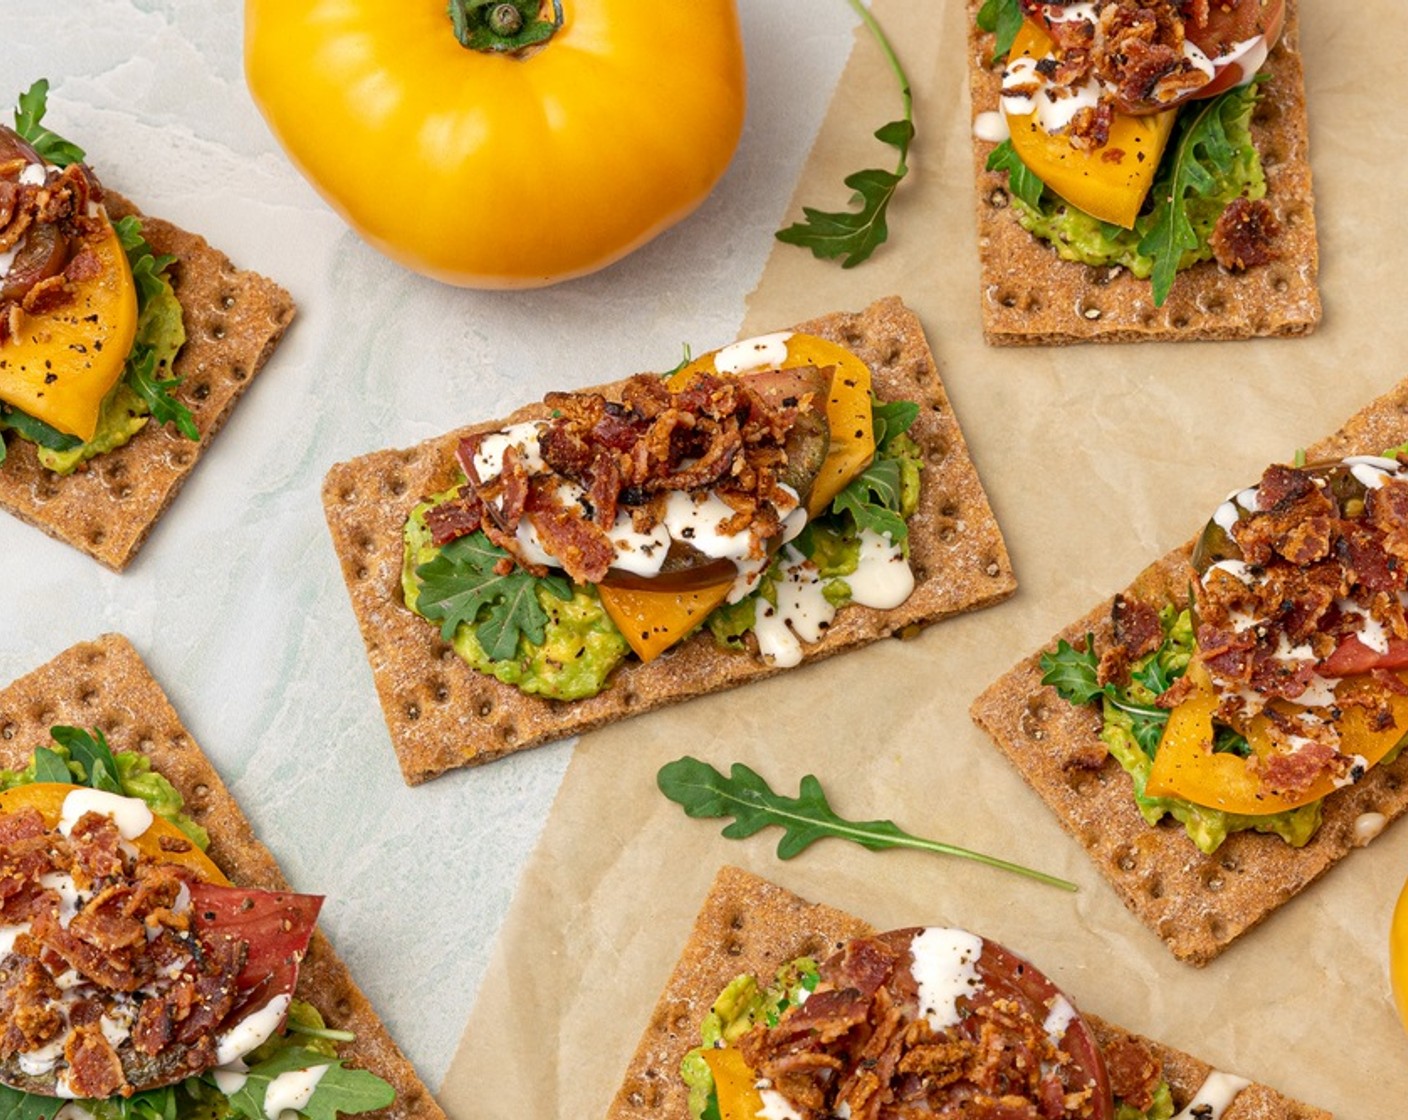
[972,109,1010,143]
[754,1086,804,1120]
[215,993,292,1066]
[59,789,154,840]
[714,332,792,375]
[1171,1070,1251,1119]
[263,1063,329,1120]
[909,928,985,1032]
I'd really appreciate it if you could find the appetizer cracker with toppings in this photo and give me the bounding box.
[972,376,1408,964]
[968,0,1319,344]
[610,866,1329,1120]
[0,634,441,1120]
[0,82,293,568]
[324,297,1015,783]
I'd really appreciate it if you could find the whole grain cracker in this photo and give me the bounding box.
[970,374,1408,965]
[322,296,1016,784]
[967,0,1320,345]
[0,195,294,569]
[608,866,1330,1120]
[0,634,442,1120]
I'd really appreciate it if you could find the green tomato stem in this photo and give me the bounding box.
[447,0,564,54]
[847,0,913,175]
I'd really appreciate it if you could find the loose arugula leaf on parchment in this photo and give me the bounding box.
[223,1049,395,1120]
[13,79,85,168]
[976,0,1025,64]
[658,757,1076,890]
[775,0,913,268]
[415,531,572,660]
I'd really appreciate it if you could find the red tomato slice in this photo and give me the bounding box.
[189,882,323,995]
[871,929,1113,1119]
[1320,635,1408,678]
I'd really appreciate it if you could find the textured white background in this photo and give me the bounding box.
[1,0,859,1091]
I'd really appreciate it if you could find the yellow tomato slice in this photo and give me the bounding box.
[702,1046,766,1120]
[0,782,228,885]
[1392,874,1408,1038]
[1145,661,1408,815]
[1003,20,1177,229]
[601,332,878,664]
[0,215,138,440]
[598,579,733,664]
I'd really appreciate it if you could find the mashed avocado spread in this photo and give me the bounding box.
[403,492,629,701]
[1006,82,1265,280]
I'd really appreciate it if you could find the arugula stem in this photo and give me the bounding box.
[847,0,912,177]
[730,789,1077,892]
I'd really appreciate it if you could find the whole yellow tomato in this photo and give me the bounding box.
[244,0,747,288]
[1393,872,1408,1036]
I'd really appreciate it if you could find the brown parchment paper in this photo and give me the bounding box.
[445,0,1408,1116]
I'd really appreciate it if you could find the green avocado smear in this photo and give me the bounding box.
[0,726,396,1120]
[682,957,1174,1120]
[401,395,924,701]
[1041,606,1333,855]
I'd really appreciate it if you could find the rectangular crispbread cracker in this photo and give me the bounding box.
[970,375,1408,965]
[967,0,1321,345]
[608,866,1331,1120]
[323,296,1016,784]
[0,194,294,569]
[0,634,443,1120]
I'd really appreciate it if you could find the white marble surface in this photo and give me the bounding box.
[1,0,858,1091]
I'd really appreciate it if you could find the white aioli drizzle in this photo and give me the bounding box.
[754,1086,805,1120]
[263,1064,329,1120]
[908,928,985,1032]
[972,110,1010,143]
[215,993,293,1066]
[1171,1071,1251,1120]
[714,332,792,375]
[59,788,153,840]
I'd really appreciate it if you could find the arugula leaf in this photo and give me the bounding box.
[29,747,74,784]
[985,140,1046,210]
[13,79,85,168]
[50,726,122,792]
[1038,636,1105,705]
[0,1083,65,1120]
[775,0,912,267]
[222,1049,395,1120]
[1138,90,1241,306]
[976,0,1025,62]
[125,345,199,441]
[831,458,908,544]
[870,398,918,452]
[0,404,84,452]
[415,531,572,660]
[658,757,1075,890]
[114,217,178,312]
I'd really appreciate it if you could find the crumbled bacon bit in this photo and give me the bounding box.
[1211,196,1280,271]
[1103,1035,1162,1112]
